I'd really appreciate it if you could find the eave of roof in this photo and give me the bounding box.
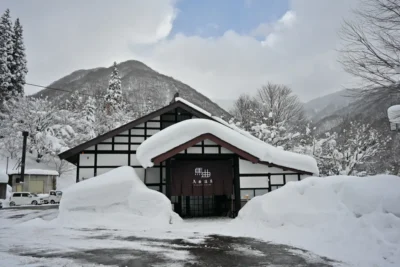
[151,132,313,175]
[152,133,259,165]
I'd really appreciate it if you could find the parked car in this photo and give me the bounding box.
[9,192,44,206]
[46,190,62,204]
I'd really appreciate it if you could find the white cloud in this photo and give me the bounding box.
[5,0,358,103]
[135,0,358,101]
[4,0,177,93]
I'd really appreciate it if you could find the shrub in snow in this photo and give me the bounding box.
[234,175,400,266]
[57,167,181,228]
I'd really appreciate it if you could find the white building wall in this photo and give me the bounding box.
[238,159,309,200]
[79,154,95,166]
[97,154,128,166]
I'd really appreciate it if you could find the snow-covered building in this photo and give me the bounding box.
[8,169,59,194]
[388,105,400,131]
[59,96,318,217]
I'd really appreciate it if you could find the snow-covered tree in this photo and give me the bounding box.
[11,18,27,96]
[250,118,302,150]
[232,84,306,150]
[71,96,97,144]
[84,96,96,124]
[309,120,390,176]
[0,9,14,102]
[104,62,123,115]
[339,121,389,175]
[230,94,259,130]
[0,97,72,162]
[65,90,85,111]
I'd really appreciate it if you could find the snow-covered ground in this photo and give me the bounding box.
[0,168,399,266]
[0,209,336,267]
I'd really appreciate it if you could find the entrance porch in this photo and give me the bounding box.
[165,155,241,218]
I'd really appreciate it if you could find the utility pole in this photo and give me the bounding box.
[20,131,29,182]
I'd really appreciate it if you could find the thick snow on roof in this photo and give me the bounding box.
[388,105,400,123]
[8,169,59,176]
[0,171,9,183]
[137,119,319,174]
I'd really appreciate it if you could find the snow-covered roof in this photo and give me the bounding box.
[8,169,59,176]
[388,105,400,123]
[137,119,319,175]
[175,97,212,117]
[0,171,9,183]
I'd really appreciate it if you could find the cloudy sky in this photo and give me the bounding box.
[3,0,358,103]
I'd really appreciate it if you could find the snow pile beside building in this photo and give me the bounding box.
[233,175,400,266]
[388,105,400,123]
[137,119,318,175]
[57,166,181,228]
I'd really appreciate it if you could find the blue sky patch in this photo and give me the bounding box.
[171,0,289,37]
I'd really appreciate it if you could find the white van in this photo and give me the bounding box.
[47,190,62,204]
[9,192,44,206]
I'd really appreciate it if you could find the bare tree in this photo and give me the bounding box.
[231,83,306,150]
[256,83,305,126]
[230,93,259,130]
[339,0,400,104]
[48,157,74,177]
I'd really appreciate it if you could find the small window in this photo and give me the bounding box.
[13,193,21,197]
[56,191,62,196]
[240,190,255,200]
[50,191,56,196]
[21,193,29,197]
[255,189,269,196]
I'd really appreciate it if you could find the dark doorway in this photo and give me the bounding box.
[169,158,234,217]
[174,195,231,217]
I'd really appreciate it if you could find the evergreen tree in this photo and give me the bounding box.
[0,9,14,102]
[11,18,27,96]
[104,62,123,114]
[84,96,96,124]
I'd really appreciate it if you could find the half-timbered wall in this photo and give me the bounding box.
[77,106,310,201]
[239,159,310,200]
[77,107,235,194]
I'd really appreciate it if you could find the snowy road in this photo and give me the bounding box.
[0,209,338,267]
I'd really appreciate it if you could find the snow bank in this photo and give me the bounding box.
[57,166,181,228]
[233,175,400,266]
[388,105,400,123]
[137,119,318,174]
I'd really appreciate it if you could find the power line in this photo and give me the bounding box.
[26,82,99,98]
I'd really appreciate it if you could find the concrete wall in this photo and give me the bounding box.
[11,174,56,194]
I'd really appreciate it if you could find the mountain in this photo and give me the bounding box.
[304,89,355,121]
[33,60,230,118]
